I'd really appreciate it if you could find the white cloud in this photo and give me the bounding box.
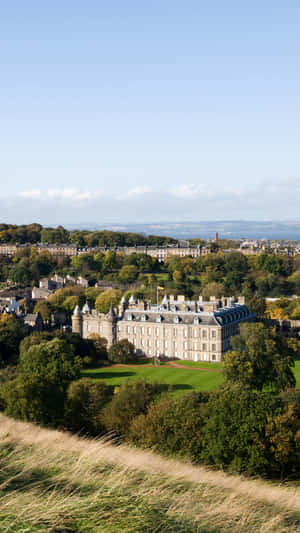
[2,177,300,223]
[19,189,42,200]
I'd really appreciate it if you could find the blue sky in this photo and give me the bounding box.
[1,1,300,224]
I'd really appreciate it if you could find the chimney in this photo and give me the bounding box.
[198,295,203,303]
[177,295,185,302]
[238,296,245,305]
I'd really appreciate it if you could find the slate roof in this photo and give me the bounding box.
[122,303,253,326]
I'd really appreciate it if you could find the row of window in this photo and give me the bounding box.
[130,338,217,351]
[138,348,217,361]
[120,326,217,338]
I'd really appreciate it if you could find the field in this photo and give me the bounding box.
[83,360,300,394]
[0,414,300,532]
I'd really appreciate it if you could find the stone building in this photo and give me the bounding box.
[72,294,254,362]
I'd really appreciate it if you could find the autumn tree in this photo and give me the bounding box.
[223,323,296,392]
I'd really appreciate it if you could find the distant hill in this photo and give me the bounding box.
[66,220,300,240]
[0,414,299,532]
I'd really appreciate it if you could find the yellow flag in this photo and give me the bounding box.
[157,286,164,290]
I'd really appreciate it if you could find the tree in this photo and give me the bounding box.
[223,323,296,392]
[202,282,226,300]
[108,339,135,364]
[118,265,138,283]
[265,402,300,480]
[201,385,279,475]
[0,314,24,366]
[101,379,162,437]
[3,338,82,426]
[64,378,113,434]
[33,300,53,322]
[95,289,122,314]
[88,333,108,361]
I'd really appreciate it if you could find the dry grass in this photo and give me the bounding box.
[0,414,299,532]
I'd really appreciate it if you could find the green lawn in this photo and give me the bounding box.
[176,360,222,370]
[82,360,300,395]
[82,364,223,395]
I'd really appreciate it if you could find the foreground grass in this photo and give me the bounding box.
[0,415,300,532]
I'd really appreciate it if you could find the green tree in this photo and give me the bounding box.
[101,379,162,437]
[108,339,135,364]
[118,265,138,283]
[64,378,113,434]
[3,338,82,426]
[0,314,24,366]
[223,323,296,392]
[95,289,122,314]
[201,385,279,474]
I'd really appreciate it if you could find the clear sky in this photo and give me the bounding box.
[1,1,300,224]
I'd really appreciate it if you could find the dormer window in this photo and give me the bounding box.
[156,315,163,323]
[128,313,134,321]
[141,314,147,321]
[194,317,200,325]
[173,316,181,324]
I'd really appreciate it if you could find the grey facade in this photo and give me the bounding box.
[72,295,254,362]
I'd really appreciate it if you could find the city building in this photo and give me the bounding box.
[72,294,254,362]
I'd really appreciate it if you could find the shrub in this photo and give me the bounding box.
[101,379,162,437]
[129,392,209,460]
[201,385,280,475]
[64,378,113,435]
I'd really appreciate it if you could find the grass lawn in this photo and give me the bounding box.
[176,360,222,370]
[82,364,223,395]
[82,360,300,395]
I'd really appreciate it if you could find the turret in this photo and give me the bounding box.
[100,305,117,348]
[72,305,82,336]
[118,295,127,316]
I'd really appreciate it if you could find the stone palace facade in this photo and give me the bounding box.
[72,294,254,362]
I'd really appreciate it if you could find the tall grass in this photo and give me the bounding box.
[0,414,299,532]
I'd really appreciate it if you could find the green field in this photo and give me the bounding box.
[82,360,300,395]
[82,363,223,394]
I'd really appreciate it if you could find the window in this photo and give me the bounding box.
[184,328,188,337]
[212,344,216,351]
[156,328,159,336]
[173,328,177,337]
[184,351,187,359]
[202,343,207,351]
[163,328,167,336]
[141,327,144,334]
[141,314,147,321]
[193,342,197,350]
[156,315,162,323]
[164,341,168,348]
[202,330,207,338]
[141,339,144,346]
[147,339,151,347]
[212,354,216,361]
[173,341,177,349]
[212,330,216,338]
[184,341,188,349]
[148,327,152,335]
[193,329,198,337]
[156,340,159,348]
[127,326,130,334]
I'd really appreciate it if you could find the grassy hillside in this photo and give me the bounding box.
[82,360,300,395]
[0,415,300,532]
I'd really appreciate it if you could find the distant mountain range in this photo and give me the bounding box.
[65,221,300,240]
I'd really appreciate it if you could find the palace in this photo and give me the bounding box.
[72,294,254,362]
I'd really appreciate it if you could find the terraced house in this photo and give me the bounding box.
[72,295,254,362]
